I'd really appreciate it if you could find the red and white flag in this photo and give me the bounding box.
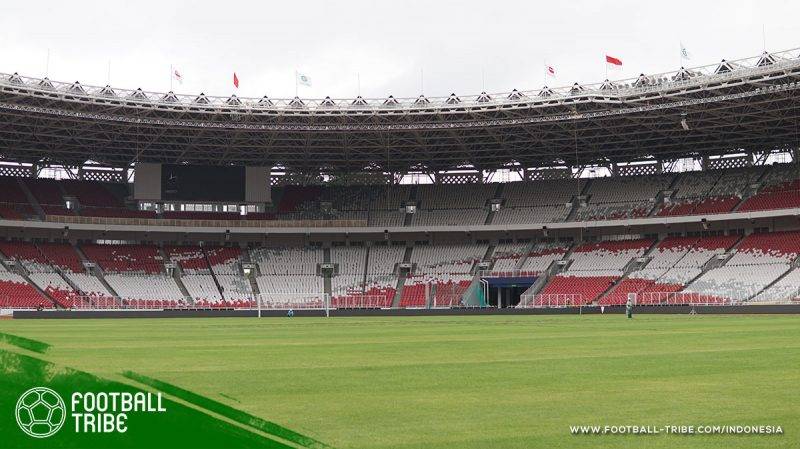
[233,72,239,89]
[605,55,623,67]
[545,65,556,77]
[172,69,183,84]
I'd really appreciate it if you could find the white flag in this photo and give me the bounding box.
[172,69,183,84]
[545,65,556,77]
[297,72,312,87]
[680,43,691,60]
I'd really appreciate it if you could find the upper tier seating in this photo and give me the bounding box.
[492,205,571,225]
[738,165,800,212]
[60,180,125,208]
[503,179,582,207]
[80,207,157,219]
[410,209,487,226]
[416,184,496,209]
[163,211,242,220]
[24,178,65,208]
[0,177,31,204]
[573,176,671,221]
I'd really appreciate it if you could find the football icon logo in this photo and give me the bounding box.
[15,387,66,438]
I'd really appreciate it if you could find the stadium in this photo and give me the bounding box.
[1,2,799,448]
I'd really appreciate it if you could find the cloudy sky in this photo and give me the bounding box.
[0,0,797,100]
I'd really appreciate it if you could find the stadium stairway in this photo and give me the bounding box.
[12,260,62,308]
[201,247,226,301]
[323,247,333,300]
[56,268,89,304]
[663,234,745,301]
[361,246,371,292]
[483,184,505,225]
[517,248,574,304]
[594,239,660,304]
[239,247,262,298]
[170,264,194,305]
[648,174,681,217]
[16,178,45,219]
[457,244,496,307]
[513,241,537,272]
[391,246,413,307]
[73,243,121,301]
[731,168,770,212]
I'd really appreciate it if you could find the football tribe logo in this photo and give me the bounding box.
[14,387,167,438]
[15,387,67,438]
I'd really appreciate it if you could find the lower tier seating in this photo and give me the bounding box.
[536,273,619,305]
[0,272,51,308]
[105,274,185,307]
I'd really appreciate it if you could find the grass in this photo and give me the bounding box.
[1,314,798,449]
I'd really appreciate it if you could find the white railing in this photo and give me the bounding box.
[637,291,741,306]
[329,294,393,309]
[518,293,584,308]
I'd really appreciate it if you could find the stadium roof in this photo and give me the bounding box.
[1,48,800,174]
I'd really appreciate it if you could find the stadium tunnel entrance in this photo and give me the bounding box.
[483,277,537,308]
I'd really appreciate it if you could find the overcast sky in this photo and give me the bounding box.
[0,0,797,100]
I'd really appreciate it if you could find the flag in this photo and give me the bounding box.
[545,65,556,77]
[297,72,312,87]
[172,69,183,84]
[233,72,239,89]
[680,43,691,60]
[605,55,623,67]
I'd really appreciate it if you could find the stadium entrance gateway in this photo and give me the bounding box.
[483,277,537,307]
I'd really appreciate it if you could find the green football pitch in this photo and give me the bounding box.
[1,314,798,449]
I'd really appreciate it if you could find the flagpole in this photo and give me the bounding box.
[107,60,111,85]
[295,70,298,97]
[170,64,173,91]
[542,61,546,86]
[45,49,50,78]
[420,68,424,95]
[357,72,361,97]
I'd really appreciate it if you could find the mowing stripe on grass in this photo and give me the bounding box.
[0,332,50,353]
[122,370,332,449]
